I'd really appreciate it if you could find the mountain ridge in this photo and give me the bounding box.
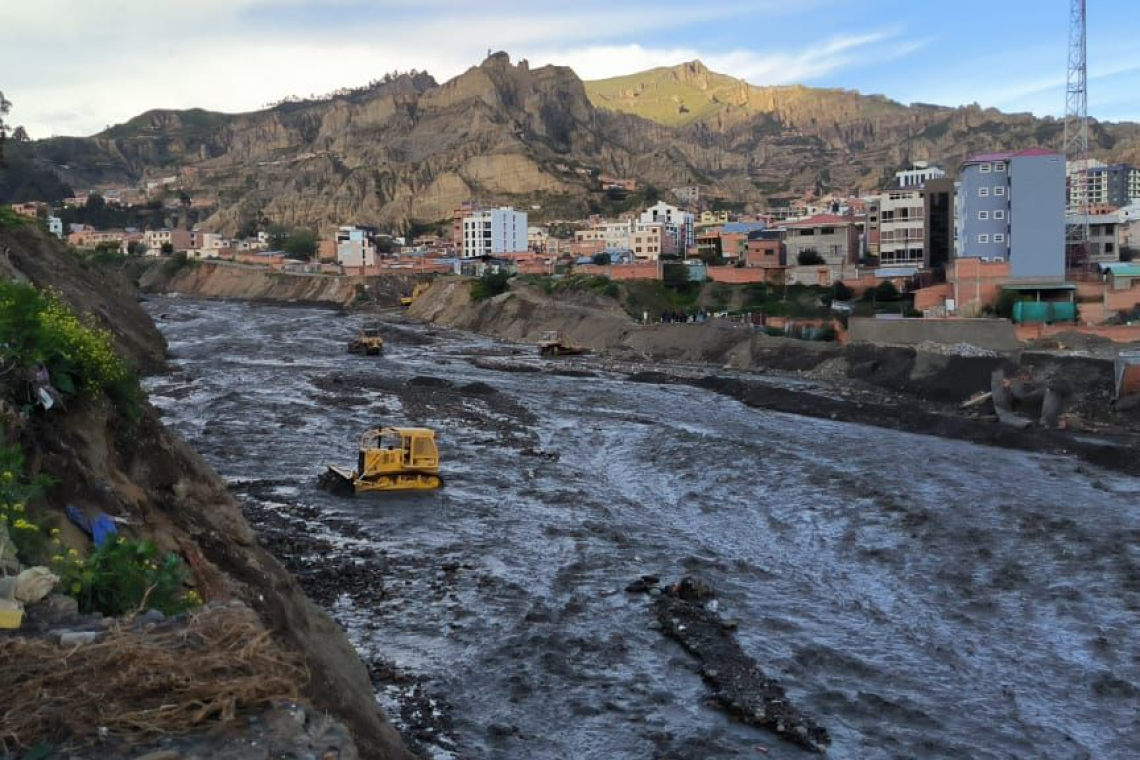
[10,54,1140,233]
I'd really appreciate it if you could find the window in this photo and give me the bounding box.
[978,211,989,220]
[994,233,1005,243]
[995,162,1006,172]
[981,164,992,173]
[994,210,1006,220]
[978,234,989,244]
[994,186,1006,196]
[979,187,990,197]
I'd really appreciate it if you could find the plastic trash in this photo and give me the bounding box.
[66,505,119,547]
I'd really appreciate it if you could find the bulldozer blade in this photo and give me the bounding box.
[318,466,357,497]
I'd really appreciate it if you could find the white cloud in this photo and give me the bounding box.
[0,0,916,137]
[522,32,923,88]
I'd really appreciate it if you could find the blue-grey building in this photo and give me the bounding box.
[955,148,1065,279]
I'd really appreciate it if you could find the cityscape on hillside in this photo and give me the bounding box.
[8,147,1140,335]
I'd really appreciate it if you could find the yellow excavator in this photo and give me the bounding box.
[400,282,430,308]
[320,427,443,495]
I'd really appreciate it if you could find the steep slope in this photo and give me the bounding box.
[0,224,414,759]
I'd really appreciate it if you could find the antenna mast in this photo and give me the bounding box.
[1063,0,1090,270]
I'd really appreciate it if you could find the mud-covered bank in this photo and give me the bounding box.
[137,258,421,309]
[1,227,412,758]
[411,278,1140,475]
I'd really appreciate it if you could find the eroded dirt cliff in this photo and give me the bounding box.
[0,225,413,759]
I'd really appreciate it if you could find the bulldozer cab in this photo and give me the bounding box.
[359,427,439,473]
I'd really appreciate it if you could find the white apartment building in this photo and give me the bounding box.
[896,161,946,189]
[336,226,376,268]
[462,207,527,258]
[876,190,925,267]
[639,202,694,253]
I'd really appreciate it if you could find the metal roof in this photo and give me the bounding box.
[1000,282,1077,291]
[1107,266,1140,277]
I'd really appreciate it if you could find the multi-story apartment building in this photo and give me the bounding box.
[630,224,666,261]
[782,214,861,267]
[1065,213,1123,263]
[896,161,946,189]
[335,226,377,267]
[639,202,695,254]
[1067,159,1140,209]
[956,148,1065,279]
[871,189,925,268]
[462,207,528,259]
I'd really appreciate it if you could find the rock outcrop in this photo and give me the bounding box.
[0,225,413,759]
[25,54,1140,232]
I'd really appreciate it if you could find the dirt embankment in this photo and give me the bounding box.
[411,277,1140,474]
[138,258,420,309]
[1,226,412,759]
[410,277,839,368]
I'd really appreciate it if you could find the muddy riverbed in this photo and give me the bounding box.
[143,298,1140,759]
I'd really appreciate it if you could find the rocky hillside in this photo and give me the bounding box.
[23,55,1140,231]
[0,224,413,759]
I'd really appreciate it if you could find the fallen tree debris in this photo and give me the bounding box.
[648,577,830,753]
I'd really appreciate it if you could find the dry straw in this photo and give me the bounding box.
[0,604,309,751]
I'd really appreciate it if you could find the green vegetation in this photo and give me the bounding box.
[0,205,31,228]
[0,443,52,565]
[0,280,141,414]
[585,64,748,126]
[522,274,620,300]
[58,194,192,232]
[0,89,8,163]
[470,270,511,301]
[267,224,317,259]
[2,431,198,617]
[51,536,198,616]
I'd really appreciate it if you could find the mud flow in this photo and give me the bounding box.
[144,298,1140,760]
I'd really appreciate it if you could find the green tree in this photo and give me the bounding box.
[831,281,854,302]
[127,240,148,256]
[283,228,317,260]
[592,252,612,266]
[160,242,174,255]
[266,223,291,250]
[0,90,10,164]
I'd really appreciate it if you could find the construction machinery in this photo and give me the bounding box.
[400,282,430,308]
[347,323,384,355]
[320,427,443,495]
[537,330,589,357]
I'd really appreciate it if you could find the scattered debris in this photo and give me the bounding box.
[649,577,830,753]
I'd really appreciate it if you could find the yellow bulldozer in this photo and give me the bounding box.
[320,427,443,495]
[537,330,589,357]
[347,323,385,355]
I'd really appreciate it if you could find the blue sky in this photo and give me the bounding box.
[1,0,1137,138]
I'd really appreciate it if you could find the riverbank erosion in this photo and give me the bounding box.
[409,277,1140,474]
[0,226,412,758]
[138,257,419,309]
